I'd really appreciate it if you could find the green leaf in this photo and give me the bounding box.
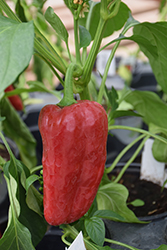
[79,2,129,40]
[26,174,40,192]
[0,209,35,250]
[3,157,46,247]
[111,110,142,120]
[152,245,167,250]
[0,15,34,92]
[44,7,68,43]
[133,22,167,94]
[0,116,5,122]
[93,210,126,222]
[85,217,105,246]
[15,0,27,22]
[124,90,167,129]
[1,98,37,169]
[79,25,91,48]
[128,199,145,207]
[96,182,144,223]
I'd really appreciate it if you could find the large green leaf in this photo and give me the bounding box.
[124,90,167,162]
[96,182,144,223]
[0,209,35,250]
[0,15,34,92]
[124,90,167,129]
[133,22,167,94]
[79,2,129,40]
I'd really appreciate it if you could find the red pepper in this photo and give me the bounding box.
[5,85,23,111]
[38,100,108,226]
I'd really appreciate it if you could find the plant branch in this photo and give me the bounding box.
[106,133,146,174]
[74,17,82,65]
[113,135,150,183]
[104,237,139,250]
[109,125,167,145]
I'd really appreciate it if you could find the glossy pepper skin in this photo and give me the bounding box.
[5,85,23,111]
[38,100,108,226]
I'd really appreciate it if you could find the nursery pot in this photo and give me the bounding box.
[105,163,167,249]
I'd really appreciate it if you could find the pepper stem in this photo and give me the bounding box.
[58,63,78,107]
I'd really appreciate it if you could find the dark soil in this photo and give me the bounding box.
[109,167,167,218]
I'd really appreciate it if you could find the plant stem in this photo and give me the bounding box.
[104,237,139,250]
[58,63,78,107]
[106,133,146,174]
[109,125,167,145]
[74,17,82,65]
[113,135,150,183]
[80,18,106,86]
[34,53,65,86]
[97,40,121,104]
[97,26,127,104]
[34,26,67,72]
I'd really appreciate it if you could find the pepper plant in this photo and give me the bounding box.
[1,0,167,250]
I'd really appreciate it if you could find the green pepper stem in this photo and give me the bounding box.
[58,63,78,107]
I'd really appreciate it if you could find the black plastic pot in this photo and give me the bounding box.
[105,163,167,249]
[35,227,66,250]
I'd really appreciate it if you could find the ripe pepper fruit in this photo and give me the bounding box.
[38,100,108,226]
[5,85,23,111]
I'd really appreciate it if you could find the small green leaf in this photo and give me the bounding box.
[96,182,145,223]
[26,174,40,192]
[44,7,68,43]
[128,199,145,207]
[79,25,91,48]
[0,15,34,92]
[85,217,105,246]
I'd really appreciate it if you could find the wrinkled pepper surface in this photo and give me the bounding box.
[38,100,108,226]
[5,85,23,111]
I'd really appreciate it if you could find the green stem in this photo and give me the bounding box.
[74,17,82,65]
[0,132,15,161]
[80,17,106,86]
[80,85,91,100]
[104,237,139,250]
[114,135,150,183]
[106,133,146,174]
[58,63,78,107]
[30,165,43,175]
[34,53,65,86]
[34,26,67,72]
[34,38,66,74]
[97,40,120,104]
[0,0,20,22]
[108,125,167,145]
[97,26,127,104]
